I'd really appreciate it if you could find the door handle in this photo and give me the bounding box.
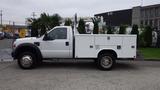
[65,42,69,46]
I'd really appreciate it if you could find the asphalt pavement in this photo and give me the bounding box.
[0,39,13,49]
[0,60,160,90]
[0,39,13,61]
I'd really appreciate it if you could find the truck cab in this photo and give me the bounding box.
[40,26,73,58]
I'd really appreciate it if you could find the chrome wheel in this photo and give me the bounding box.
[101,56,113,69]
[20,55,33,68]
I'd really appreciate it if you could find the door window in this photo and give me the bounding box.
[47,28,67,40]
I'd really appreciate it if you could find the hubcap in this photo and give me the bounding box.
[20,55,33,68]
[101,56,112,68]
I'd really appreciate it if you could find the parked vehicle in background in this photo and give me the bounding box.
[4,32,13,39]
[12,26,137,70]
[13,34,19,39]
[0,32,4,40]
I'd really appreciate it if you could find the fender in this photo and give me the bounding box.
[97,49,118,58]
[12,43,42,60]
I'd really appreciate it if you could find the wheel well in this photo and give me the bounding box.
[15,46,42,60]
[98,50,117,59]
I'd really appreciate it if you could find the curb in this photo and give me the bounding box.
[0,58,13,62]
[144,59,160,61]
[135,58,160,61]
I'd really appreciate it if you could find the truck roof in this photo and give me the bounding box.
[55,26,72,28]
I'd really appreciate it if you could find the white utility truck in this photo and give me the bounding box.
[12,26,137,70]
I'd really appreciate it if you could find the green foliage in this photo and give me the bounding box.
[30,19,39,37]
[139,48,160,59]
[156,31,160,48]
[119,25,126,34]
[107,26,113,34]
[131,24,139,47]
[102,25,107,34]
[139,29,146,47]
[131,25,139,34]
[49,14,61,29]
[78,19,86,34]
[144,26,153,47]
[92,18,99,34]
[31,13,61,37]
[64,18,72,26]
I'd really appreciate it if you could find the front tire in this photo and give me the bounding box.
[18,52,37,69]
[97,53,115,70]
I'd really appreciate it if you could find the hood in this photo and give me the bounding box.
[14,37,39,45]
[17,37,37,41]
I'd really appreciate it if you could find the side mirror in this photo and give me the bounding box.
[43,33,49,41]
[43,33,54,41]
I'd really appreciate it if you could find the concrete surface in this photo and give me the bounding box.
[0,60,160,90]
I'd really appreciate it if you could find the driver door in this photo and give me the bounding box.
[40,27,70,58]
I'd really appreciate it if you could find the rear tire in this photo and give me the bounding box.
[18,52,37,69]
[97,53,115,70]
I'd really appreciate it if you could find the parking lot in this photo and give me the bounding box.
[1,39,160,90]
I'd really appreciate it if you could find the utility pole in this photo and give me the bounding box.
[0,10,2,27]
[32,12,36,19]
[9,21,11,25]
[12,21,15,34]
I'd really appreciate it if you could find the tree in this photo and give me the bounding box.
[92,18,99,34]
[31,13,61,37]
[49,14,61,29]
[131,24,139,47]
[78,19,86,34]
[39,13,50,36]
[144,26,152,47]
[30,19,39,37]
[139,29,146,47]
[131,25,139,34]
[156,31,160,48]
[64,18,72,26]
[107,26,113,34]
[119,25,126,34]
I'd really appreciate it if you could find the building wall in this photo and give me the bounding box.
[95,9,132,26]
[124,5,160,27]
[132,6,141,26]
[95,4,160,30]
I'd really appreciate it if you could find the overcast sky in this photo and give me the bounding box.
[0,0,160,25]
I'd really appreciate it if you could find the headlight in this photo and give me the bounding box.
[12,41,16,49]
